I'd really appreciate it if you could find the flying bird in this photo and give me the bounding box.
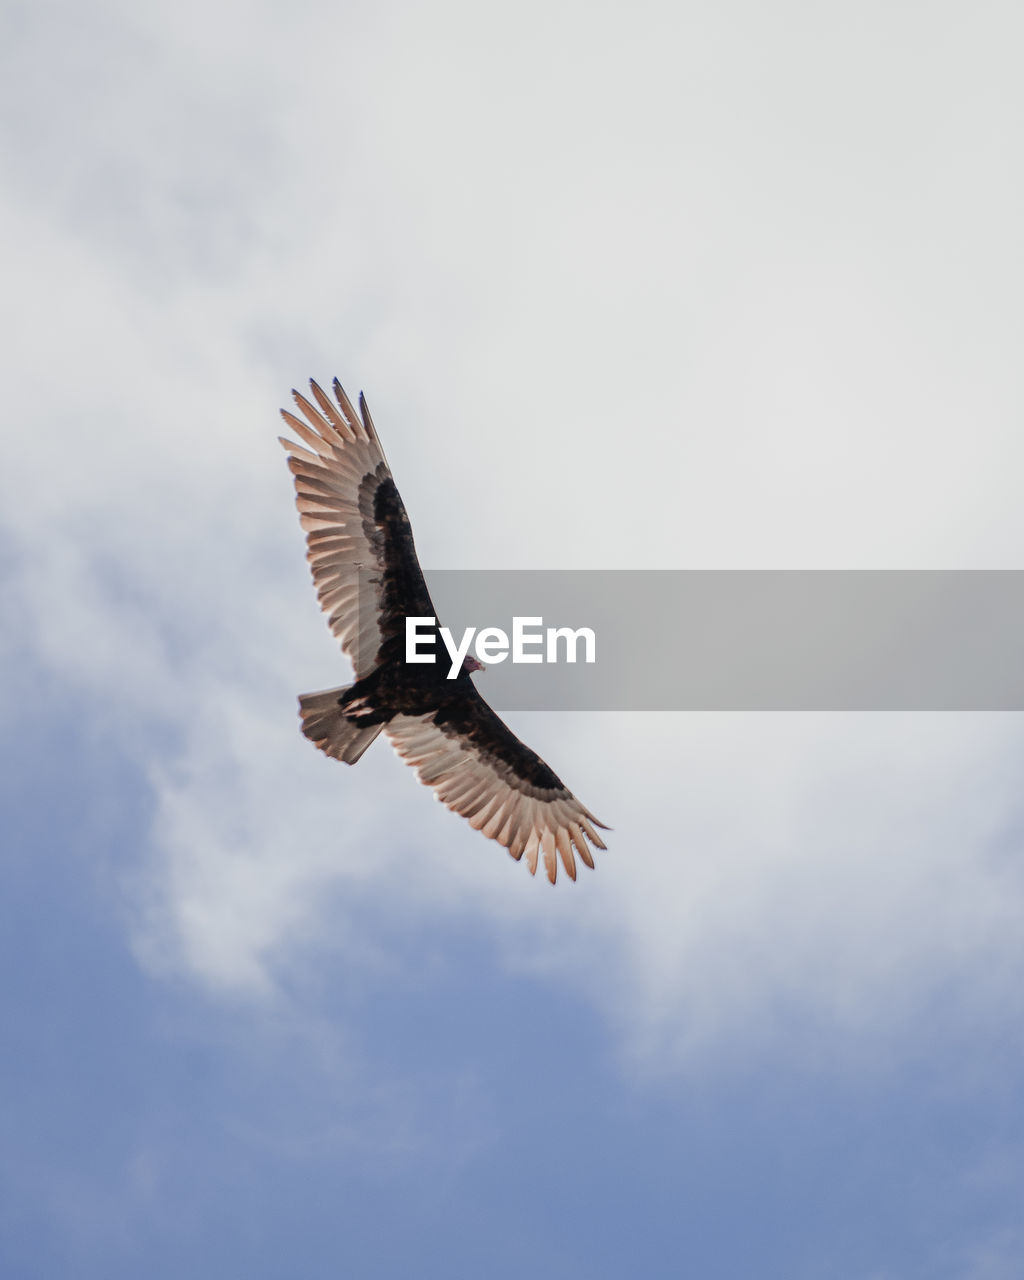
[279,378,608,883]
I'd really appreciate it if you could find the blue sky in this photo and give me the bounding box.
[4,1,1024,1276]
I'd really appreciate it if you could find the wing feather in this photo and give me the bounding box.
[569,823,596,870]
[524,832,540,877]
[280,408,345,455]
[555,827,577,882]
[310,380,358,440]
[333,381,365,438]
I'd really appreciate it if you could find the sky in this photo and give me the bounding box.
[3,0,1024,1275]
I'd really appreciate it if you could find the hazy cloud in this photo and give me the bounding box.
[5,0,1024,1084]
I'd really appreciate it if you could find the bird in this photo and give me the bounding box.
[279,378,608,883]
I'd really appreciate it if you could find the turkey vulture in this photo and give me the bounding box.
[279,378,608,883]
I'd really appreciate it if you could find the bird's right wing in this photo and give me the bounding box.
[279,379,436,678]
[385,688,609,884]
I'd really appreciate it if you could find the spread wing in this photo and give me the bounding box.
[386,692,608,884]
[279,380,436,678]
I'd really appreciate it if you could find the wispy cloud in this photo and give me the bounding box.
[5,0,1024,1086]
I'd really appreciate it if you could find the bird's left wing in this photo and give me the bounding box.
[385,692,608,884]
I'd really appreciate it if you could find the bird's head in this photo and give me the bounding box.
[462,655,485,675]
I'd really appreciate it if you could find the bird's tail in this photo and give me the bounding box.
[298,685,385,764]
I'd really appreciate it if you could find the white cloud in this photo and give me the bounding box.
[5,0,1024,1077]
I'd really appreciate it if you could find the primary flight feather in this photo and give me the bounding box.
[280,379,608,883]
